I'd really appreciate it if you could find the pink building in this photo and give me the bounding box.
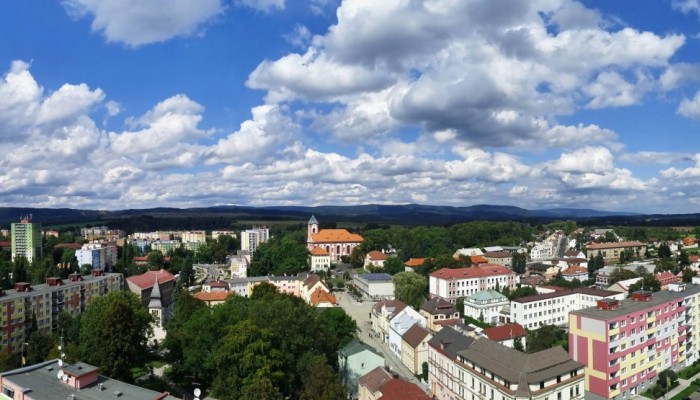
[429,264,517,303]
[306,215,363,262]
[427,326,475,400]
[569,285,700,399]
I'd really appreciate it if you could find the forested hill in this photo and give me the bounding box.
[0,203,695,230]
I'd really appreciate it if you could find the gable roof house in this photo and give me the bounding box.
[401,324,432,375]
[420,297,461,332]
[339,340,385,399]
[428,327,475,400]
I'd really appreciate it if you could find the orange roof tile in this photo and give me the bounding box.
[310,288,336,306]
[561,266,588,275]
[377,378,431,400]
[587,241,645,250]
[656,271,681,284]
[470,255,488,264]
[194,291,235,302]
[311,229,363,243]
[404,258,425,267]
[367,251,388,261]
[310,246,329,256]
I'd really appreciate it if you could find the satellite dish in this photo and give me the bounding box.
[63,375,69,382]
[58,360,63,367]
[194,388,201,397]
[58,345,62,351]
[57,371,63,380]
[61,353,66,358]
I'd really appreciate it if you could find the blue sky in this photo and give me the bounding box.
[1,0,700,214]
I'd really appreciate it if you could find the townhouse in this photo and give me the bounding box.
[388,307,425,357]
[401,324,432,375]
[510,288,624,329]
[371,299,407,343]
[569,282,700,399]
[454,338,585,400]
[429,265,517,304]
[428,327,475,400]
[586,241,646,262]
[463,290,509,325]
[420,297,461,333]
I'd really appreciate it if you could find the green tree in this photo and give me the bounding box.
[658,243,672,259]
[26,331,53,365]
[628,274,661,293]
[349,247,365,269]
[316,308,357,357]
[0,347,18,373]
[298,354,347,400]
[79,291,153,382]
[147,250,165,270]
[679,250,690,268]
[608,267,638,286]
[251,237,309,276]
[455,297,465,318]
[239,375,284,400]
[526,325,566,353]
[513,337,525,352]
[511,252,527,274]
[658,369,678,389]
[383,257,404,275]
[682,268,696,283]
[506,286,538,300]
[211,320,285,400]
[393,272,427,309]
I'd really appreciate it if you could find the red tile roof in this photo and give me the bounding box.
[0,242,10,248]
[433,318,460,327]
[539,285,567,292]
[367,251,388,261]
[126,269,175,289]
[656,271,681,285]
[469,255,488,264]
[482,323,527,342]
[311,229,363,243]
[309,246,329,256]
[206,280,228,288]
[561,266,588,275]
[377,378,431,400]
[54,243,82,250]
[310,288,336,306]
[194,291,235,302]
[691,254,699,263]
[358,367,393,394]
[404,258,425,267]
[430,264,513,279]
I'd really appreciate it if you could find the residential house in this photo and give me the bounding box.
[309,246,331,272]
[365,251,388,270]
[595,263,655,289]
[0,359,178,400]
[428,326,475,400]
[561,266,589,282]
[463,290,509,325]
[309,288,337,307]
[606,277,642,297]
[404,258,425,273]
[388,307,425,357]
[307,215,363,262]
[269,275,302,296]
[339,340,385,399]
[453,248,483,259]
[420,297,461,333]
[569,284,700,399]
[372,299,407,343]
[563,249,586,259]
[429,264,517,304]
[481,323,527,350]
[586,241,646,262]
[530,242,555,261]
[357,366,393,400]
[526,262,560,280]
[300,274,327,303]
[229,250,250,278]
[482,251,512,267]
[193,290,235,306]
[510,288,624,329]
[455,338,584,400]
[401,324,432,375]
[354,273,395,300]
[656,271,681,290]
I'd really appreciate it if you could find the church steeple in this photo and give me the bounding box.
[308,215,319,243]
[148,274,163,325]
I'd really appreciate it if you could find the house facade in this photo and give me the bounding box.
[339,340,385,399]
[420,297,461,333]
[401,324,432,375]
[428,327,475,400]
[354,273,394,300]
[463,289,509,325]
[309,246,331,272]
[586,241,647,262]
[429,265,517,304]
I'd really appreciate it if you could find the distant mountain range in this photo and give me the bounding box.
[0,203,693,229]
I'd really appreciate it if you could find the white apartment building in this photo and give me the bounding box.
[510,288,624,329]
[151,240,182,255]
[463,290,509,325]
[212,230,236,240]
[429,264,517,304]
[181,230,206,243]
[428,327,476,400]
[530,242,555,261]
[454,338,585,400]
[241,227,269,255]
[388,307,425,357]
[230,250,250,278]
[75,242,118,271]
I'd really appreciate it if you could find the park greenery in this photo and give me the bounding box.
[164,283,356,399]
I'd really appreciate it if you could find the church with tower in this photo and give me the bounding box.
[307,215,363,263]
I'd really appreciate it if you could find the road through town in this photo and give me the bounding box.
[336,291,425,388]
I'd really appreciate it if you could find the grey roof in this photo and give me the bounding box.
[339,339,383,359]
[420,297,456,315]
[148,275,162,309]
[511,287,620,304]
[572,284,700,320]
[309,215,318,225]
[62,362,98,377]
[457,338,583,393]
[427,326,474,360]
[0,360,179,400]
[0,273,122,302]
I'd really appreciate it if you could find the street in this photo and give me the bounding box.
[336,291,426,389]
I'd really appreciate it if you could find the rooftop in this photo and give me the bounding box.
[404,258,426,267]
[358,273,393,282]
[339,339,382,359]
[430,265,513,280]
[309,246,329,256]
[482,323,527,341]
[466,289,508,302]
[0,360,179,400]
[572,285,700,320]
[126,269,175,290]
[193,291,235,302]
[420,297,456,315]
[512,287,620,304]
[587,241,645,250]
[367,251,388,261]
[358,366,393,394]
[402,324,431,348]
[311,229,363,243]
[377,377,431,400]
[427,326,475,360]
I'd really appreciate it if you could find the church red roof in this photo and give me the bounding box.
[126,269,175,289]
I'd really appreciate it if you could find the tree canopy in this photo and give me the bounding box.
[392,272,427,309]
[79,291,153,382]
[250,237,309,276]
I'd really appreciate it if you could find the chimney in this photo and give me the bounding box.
[597,298,619,311]
[14,282,31,292]
[68,273,82,282]
[47,277,63,286]
[668,283,686,292]
[91,269,104,277]
[632,291,653,302]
